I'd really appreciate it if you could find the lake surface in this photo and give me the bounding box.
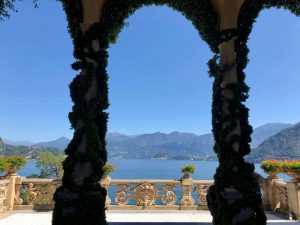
[18,159,289,181]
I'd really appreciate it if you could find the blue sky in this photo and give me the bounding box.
[0,1,299,142]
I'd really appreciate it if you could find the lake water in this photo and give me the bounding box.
[18,159,289,181]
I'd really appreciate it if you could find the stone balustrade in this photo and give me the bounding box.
[102,178,213,210]
[0,179,9,212]
[0,173,297,218]
[257,173,290,218]
[13,178,61,210]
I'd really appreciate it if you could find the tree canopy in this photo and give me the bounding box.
[35,152,65,179]
[0,0,40,21]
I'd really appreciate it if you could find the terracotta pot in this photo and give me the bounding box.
[6,167,19,175]
[265,170,279,179]
[183,173,190,179]
[100,175,111,189]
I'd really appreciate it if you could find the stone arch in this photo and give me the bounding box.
[99,0,220,53]
[236,0,300,154]
[52,0,275,224]
[238,0,300,53]
[53,1,220,225]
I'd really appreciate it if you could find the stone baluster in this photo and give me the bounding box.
[0,180,9,212]
[6,173,18,211]
[287,179,300,219]
[180,178,194,207]
[100,176,112,207]
[270,178,285,212]
[14,176,23,206]
[263,176,284,211]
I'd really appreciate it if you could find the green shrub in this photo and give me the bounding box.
[0,155,26,173]
[260,159,300,174]
[282,160,300,173]
[260,160,283,173]
[181,164,196,174]
[102,163,115,176]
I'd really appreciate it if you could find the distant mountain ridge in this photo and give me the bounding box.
[0,142,62,158]
[2,122,295,161]
[3,139,34,146]
[107,132,215,159]
[34,136,70,150]
[250,123,300,162]
[250,123,292,148]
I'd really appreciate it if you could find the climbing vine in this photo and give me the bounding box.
[207,1,300,225]
[207,29,267,225]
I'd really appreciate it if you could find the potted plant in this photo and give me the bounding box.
[0,157,9,173]
[101,163,115,207]
[0,155,26,175]
[260,160,282,179]
[282,160,300,181]
[101,163,115,187]
[181,164,196,179]
[102,163,115,178]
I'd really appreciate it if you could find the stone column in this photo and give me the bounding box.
[207,0,266,224]
[52,1,109,225]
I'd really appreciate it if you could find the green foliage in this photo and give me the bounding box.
[27,173,40,178]
[250,123,300,162]
[102,163,115,176]
[0,144,62,158]
[0,157,8,172]
[0,155,26,172]
[260,160,283,173]
[36,152,65,179]
[282,160,300,173]
[181,164,196,174]
[260,160,300,174]
[38,198,51,205]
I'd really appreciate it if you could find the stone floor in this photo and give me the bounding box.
[0,210,299,225]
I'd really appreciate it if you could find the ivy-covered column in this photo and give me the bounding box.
[52,2,108,225]
[207,1,266,224]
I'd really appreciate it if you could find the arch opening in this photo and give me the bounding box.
[106,5,215,177]
[245,8,300,164]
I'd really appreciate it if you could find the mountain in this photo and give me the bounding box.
[34,136,70,150]
[250,123,293,148]
[106,123,292,159]
[3,139,34,146]
[249,123,300,162]
[107,131,215,159]
[0,138,62,158]
[0,137,4,148]
[106,132,133,143]
[31,133,135,150]
[1,122,294,161]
